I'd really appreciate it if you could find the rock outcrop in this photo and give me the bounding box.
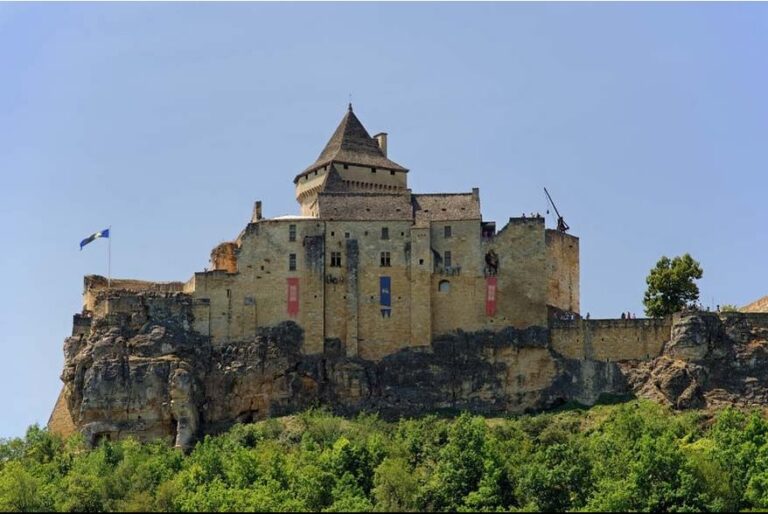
[625,312,768,410]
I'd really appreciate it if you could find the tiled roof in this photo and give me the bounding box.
[412,193,481,227]
[295,105,407,183]
[317,191,413,221]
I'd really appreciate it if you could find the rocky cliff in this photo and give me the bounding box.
[53,291,629,450]
[626,312,768,410]
[52,290,768,451]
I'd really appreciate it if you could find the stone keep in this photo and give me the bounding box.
[83,105,580,361]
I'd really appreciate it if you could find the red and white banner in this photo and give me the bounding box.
[287,278,299,317]
[486,277,497,317]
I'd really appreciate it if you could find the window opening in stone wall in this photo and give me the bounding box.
[343,164,349,169]
[371,167,377,173]
[331,252,342,267]
[380,251,391,267]
[444,251,452,268]
[345,232,350,238]
[381,227,389,240]
[438,280,450,293]
[391,170,395,175]
[445,225,452,238]
[289,224,296,242]
[289,254,296,271]
[331,231,335,237]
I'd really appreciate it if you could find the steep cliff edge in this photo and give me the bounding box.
[625,312,768,410]
[53,289,768,451]
[51,291,628,450]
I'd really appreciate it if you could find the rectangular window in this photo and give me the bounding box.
[444,225,452,238]
[381,227,389,240]
[289,224,296,242]
[289,253,296,271]
[380,251,391,267]
[330,252,342,267]
[444,251,452,268]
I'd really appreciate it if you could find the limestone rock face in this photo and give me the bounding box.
[53,293,768,451]
[626,313,768,410]
[54,293,631,450]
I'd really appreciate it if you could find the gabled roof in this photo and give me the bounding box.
[294,105,408,183]
[323,164,347,192]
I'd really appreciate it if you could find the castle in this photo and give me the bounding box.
[83,105,580,360]
[56,106,768,447]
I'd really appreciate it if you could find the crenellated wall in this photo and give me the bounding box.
[550,317,673,361]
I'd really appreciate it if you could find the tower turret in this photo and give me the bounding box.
[294,105,409,216]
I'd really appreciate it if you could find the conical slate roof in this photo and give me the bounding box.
[294,105,408,183]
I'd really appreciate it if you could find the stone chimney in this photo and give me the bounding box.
[252,201,263,222]
[374,132,388,157]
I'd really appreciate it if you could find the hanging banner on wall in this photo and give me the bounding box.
[486,277,497,316]
[380,276,392,318]
[287,278,299,317]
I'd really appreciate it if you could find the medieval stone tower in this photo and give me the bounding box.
[295,104,409,216]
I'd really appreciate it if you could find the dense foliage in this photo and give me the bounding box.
[4,402,768,512]
[643,253,704,317]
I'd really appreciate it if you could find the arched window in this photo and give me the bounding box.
[438,280,450,293]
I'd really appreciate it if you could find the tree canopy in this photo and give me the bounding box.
[643,253,703,317]
[3,403,768,512]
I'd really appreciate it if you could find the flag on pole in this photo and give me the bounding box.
[80,228,110,250]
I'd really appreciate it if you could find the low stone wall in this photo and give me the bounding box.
[550,317,672,362]
[84,275,188,312]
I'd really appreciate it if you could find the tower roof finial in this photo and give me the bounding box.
[348,102,353,112]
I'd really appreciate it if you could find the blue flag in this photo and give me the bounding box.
[80,228,109,250]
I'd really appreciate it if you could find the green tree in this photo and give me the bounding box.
[0,461,40,512]
[643,254,703,317]
[372,457,420,511]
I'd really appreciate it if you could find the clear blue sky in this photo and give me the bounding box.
[1,3,767,438]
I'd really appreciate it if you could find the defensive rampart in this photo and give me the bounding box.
[550,317,673,361]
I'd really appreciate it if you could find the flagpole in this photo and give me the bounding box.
[106,227,111,316]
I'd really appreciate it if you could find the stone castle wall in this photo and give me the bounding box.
[546,229,579,314]
[550,317,672,362]
[81,214,583,362]
[177,214,566,360]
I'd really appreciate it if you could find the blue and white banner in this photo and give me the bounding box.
[380,276,392,318]
[80,228,109,250]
